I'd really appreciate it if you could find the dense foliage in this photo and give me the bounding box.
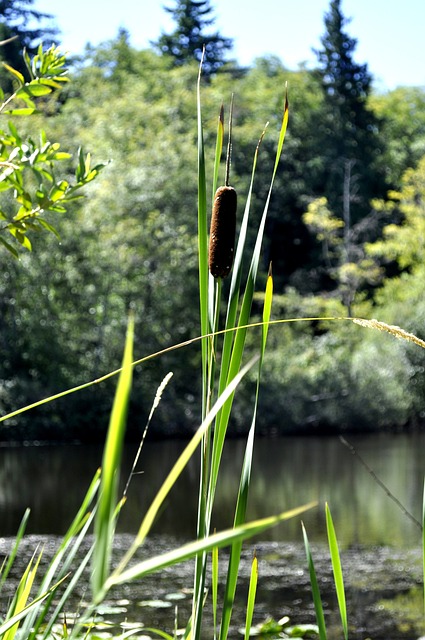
[1,6,425,442]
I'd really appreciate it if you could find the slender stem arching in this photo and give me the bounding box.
[225,94,234,187]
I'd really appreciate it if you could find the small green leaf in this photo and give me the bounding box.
[8,121,21,143]
[49,180,69,202]
[9,227,32,251]
[0,235,19,258]
[37,218,60,238]
[4,108,37,116]
[16,83,52,98]
[2,63,25,85]
[50,151,71,161]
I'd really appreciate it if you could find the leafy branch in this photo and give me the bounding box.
[0,44,106,257]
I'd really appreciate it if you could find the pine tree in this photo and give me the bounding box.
[154,0,233,75]
[313,0,387,226]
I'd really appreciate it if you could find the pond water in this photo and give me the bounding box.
[0,432,424,639]
[0,432,423,546]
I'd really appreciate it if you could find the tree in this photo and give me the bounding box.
[154,0,233,75]
[0,0,58,90]
[313,0,387,227]
[370,87,425,187]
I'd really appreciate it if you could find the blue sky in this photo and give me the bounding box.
[34,0,424,91]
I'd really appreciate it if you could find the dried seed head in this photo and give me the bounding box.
[208,185,237,279]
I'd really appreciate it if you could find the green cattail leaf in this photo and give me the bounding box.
[326,504,348,640]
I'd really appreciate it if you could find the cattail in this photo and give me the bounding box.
[208,185,237,279]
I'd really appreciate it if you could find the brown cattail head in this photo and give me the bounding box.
[208,185,237,279]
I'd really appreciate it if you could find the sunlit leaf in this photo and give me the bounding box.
[4,108,37,116]
[2,63,24,85]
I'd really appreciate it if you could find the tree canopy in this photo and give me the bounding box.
[1,3,425,441]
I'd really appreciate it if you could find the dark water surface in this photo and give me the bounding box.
[0,432,423,545]
[0,433,424,639]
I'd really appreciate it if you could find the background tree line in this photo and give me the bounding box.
[1,0,425,441]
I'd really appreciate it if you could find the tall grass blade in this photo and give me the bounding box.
[3,550,43,640]
[244,554,258,640]
[326,503,348,640]
[34,518,96,640]
[302,522,327,640]
[24,471,100,639]
[92,314,134,601]
[107,502,316,587]
[0,577,67,637]
[0,508,30,590]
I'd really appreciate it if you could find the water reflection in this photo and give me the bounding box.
[0,433,423,547]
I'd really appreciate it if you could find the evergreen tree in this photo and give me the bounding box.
[313,0,387,227]
[154,0,233,75]
[0,0,58,90]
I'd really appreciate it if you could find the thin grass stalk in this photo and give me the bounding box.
[123,372,173,498]
[196,52,209,423]
[219,269,273,640]
[302,523,328,640]
[326,503,348,640]
[244,554,258,640]
[194,52,211,640]
[5,314,424,427]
